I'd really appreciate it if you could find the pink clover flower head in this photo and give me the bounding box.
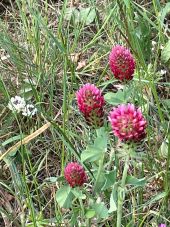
[76,83,105,126]
[109,45,135,81]
[109,104,147,142]
[64,162,87,187]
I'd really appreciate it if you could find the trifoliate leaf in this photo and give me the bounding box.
[92,202,108,219]
[102,169,117,190]
[79,7,96,25]
[56,185,74,208]
[126,175,146,186]
[104,89,131,106]
[81,127,108,162]
[160,3,170,27]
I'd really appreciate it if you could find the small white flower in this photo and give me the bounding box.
[152,40,156,46]
[160,45,164,50]
[8,96,26,113]
[160,69,167,75]
[22,104,37,117]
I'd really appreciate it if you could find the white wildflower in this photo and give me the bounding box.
[8,96,26,113]
[160,45,164,50]
[151,41,157,51]
[160,69,167,75]
[151,40,156,46]
[22,104,37,117]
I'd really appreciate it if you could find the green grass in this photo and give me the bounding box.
[0,0,170,226]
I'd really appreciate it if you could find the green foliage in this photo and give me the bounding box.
[0,0,169,226]
[102,169,117,190]
[2,134,25,157]
[85,209,96,219]
[104,88,131,106]
[161,40,170,64]
[81,127,108,162]
[71,188,86,200]
[109,184,118,213]
[159,139,169,158]
[56,185,74,209]
[126,175,146,186]
[135,14,151,60]
[91,202,109,220]
[2,135,24,147]
[64,7,96,25]
[20,79,37,100]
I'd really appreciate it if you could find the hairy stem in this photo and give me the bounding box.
[117,155,130,227]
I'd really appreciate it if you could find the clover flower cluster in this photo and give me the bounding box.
[8,96,37,117]
[75,45,147,142]
[109,45,135,81]
[64,162,87,187]
[108,104,147,142]
[76,83,105,127]
[64,44,147,187]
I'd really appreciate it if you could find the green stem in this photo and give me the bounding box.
[94,154,104,192]
[165,134,170,206]
[4,158,26,226]
[79,197,85,217]
[61,55,68,174]
[117,155,130,227]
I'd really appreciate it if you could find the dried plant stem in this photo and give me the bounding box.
[0,122,51,161]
